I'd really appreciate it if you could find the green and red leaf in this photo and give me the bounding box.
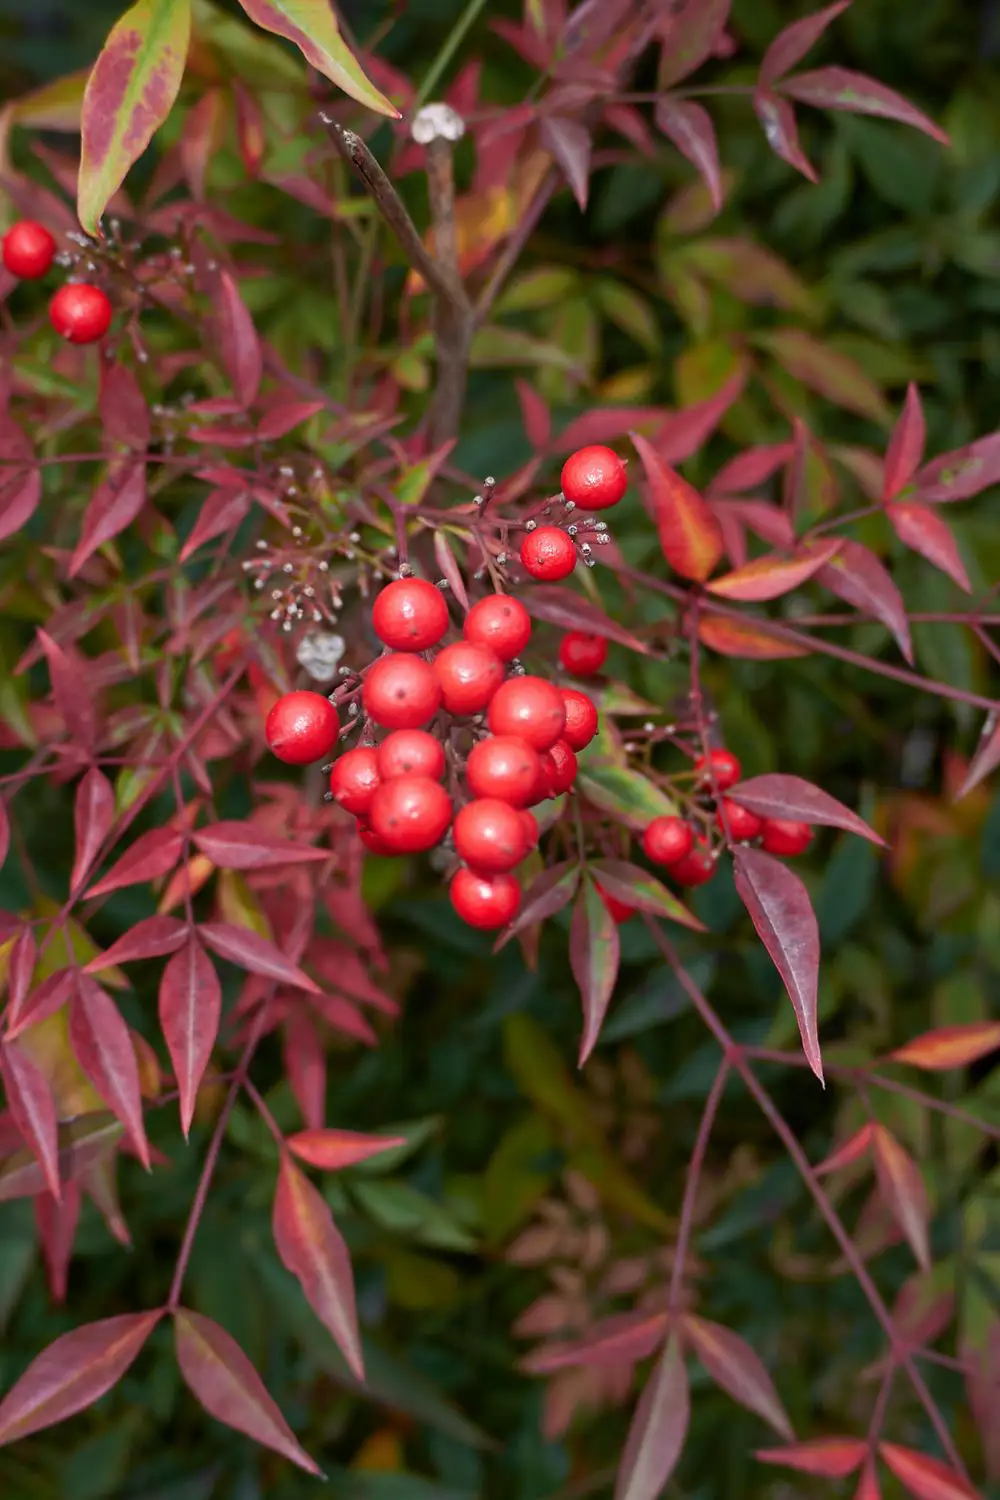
[631,432,724,582]
[570,876,621,1066]
[236,0,399,117]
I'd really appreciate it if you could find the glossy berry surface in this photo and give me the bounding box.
[718,798,763,842]
[558,631,608,676]
[559,689,599,752]
[463,594,531,661]
[519,809,540,848]
[363,653,441,729]
[369,776,452,853]
[694,747,742,791]
[466,735,540,806]
[760,818,813,856]
[670,838,716,887]
[546,739,578,794]
[453,798,530,874]
[2,220,56,279]
[357,823,394,856]
[49,283,112,344]
[328,747,381,815]
[433,642,504,715]
[450,868,521,930]
[642,816,694,867]
[520,527,577,581]
[371,577,449,651]
[596,883,635,923]
[265,691,338,765]
[560,445,628,511]
[376,729,445,782]
[528,752,556,806]
[488,675,566,751]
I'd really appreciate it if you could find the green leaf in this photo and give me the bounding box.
[481,1113,556,1245]
[589,859,705,932]
[577,762,679,830]
[235,0,398,117]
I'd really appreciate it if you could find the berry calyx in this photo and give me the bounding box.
[718,798,763,842]
[466,735,541,806]
[2,220,56,279]
[463,594,531,661]
[558,631,608,676]
[670,837,716,887]
[488,675,566,751]
[559,688,599,752]
[596,883,635,923]
[760,818,813,856]
[49,283,112,344]
[520,527,577,581]
[369,776,452,853]
[450,868,521,930]
[546,739,578,795]
[560,445,628,511]
[265,690,339,765]
[363,653,441,729]
[329,746,381,815]
[376,729,445,782]
[694,747,742,791]
[453,798,531,874]
[372,577,449,651]
[642,816,694,867]
[433,642,504,715]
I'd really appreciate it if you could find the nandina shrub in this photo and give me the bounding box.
[0,1,999,1495]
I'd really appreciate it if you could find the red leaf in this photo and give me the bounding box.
[217,270,262,408]
[174,1308,320,1475]
[655,98,722,212]
[878,1444,980,1500]
[698,613,810,660]
[523,1311,668,1374]
[0,800,9,872]
[709,443,793,496]
[86,828,184,898]
[759,2,851,85]
[719,498,796,550]
[199,921,319,992]
[37,630,97,751]
[732,847,823,1084]
[68,459,147,578]
[99,362,150,450]
[520,585,649,654]
[882,383,926,500]
[914,431,1000,503]
[273,1156,364,1380]
[0,1114,123,1203]
[287,1128,406,1172]
[682,1315,793,1438]
[889,1023,1000,1071]
[856,1460,883,1500]
[193,822,329,870]
[496,861,581,948]
[659,0,732,89]
[540,116,592,211]
[570,878,621,1066]
[756,1438,867,1477]
[816,539,912,662]
[0,1041,61,1200]
[588,859,705,932]
[753,91,817,180]
[515,380,550,452]
[872,1126,929,1271]
[816,1122,874,1176]
[781,67,949,144]
[433,531,469,611]
[707,541,839,601]
[729,773,884,844]
[6,929,37,1028]
[614,1334,689,1500]
[7,970,75,1039]
[955,712,1000,800]
[69,976,149,1169]
[179,487,251,563]
[631,432,723,582]
[256,401,324,442]
[0,427,42,543]
[83,916,189,970]
[0,1311,160,1446]
[653,367,747,466]
[71,767,115,895]
[558,406,664,453]
[887,502,970,592]
[159,939,221,1137]
[283,1010,326,1130]
[35,1181,81,1302]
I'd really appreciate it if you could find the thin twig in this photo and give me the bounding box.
[668,1058,729,1309]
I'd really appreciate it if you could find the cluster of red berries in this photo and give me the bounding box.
[2,219,112,344]
[519,446,627,582]
[265,580,600,931]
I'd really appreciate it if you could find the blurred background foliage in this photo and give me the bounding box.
[1,0,999,1497]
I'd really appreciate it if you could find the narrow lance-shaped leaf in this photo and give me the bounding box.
[37,630,97,752]
[855,1460,882,1500]
[570,877,621,1066]
[235,0,399,117]
[753,91,817,180]
[86,827,184,899]
[759,2,851,85]
[522,1311,669,1374]
[520,585,649,653]
[159,939,221,1138]
[954,712,1000,801]
[7,971,76,1040]
[36,1180,82,1303]
[654,366,748,465]
[882,383,926,500]
[0,1042,61,1201]
[614,1334,689,1500]
[71,767,115,895]
[0,1114,123,1204]
[631,432,724,582]
[816,539,913,663]
[495,860,581,948]
[588,858,705,932]
[540,117,592,211]
[698,613,811,661]
[878,1444,980,1500]
[887,503,970,593]
[707,541,839,602]
[659,0,732,89]
[755,329,891,423]
[83,915,189,971]
[99,361,150,449]
[709,443,793,496]
[655,98,722,212]
[287,1128,407,1172]
[198,921,319,992]
[729,773,884,844]
[781,67,949,144]
[78,0,192,236]
[872,1126,930,1271]
[217,271,262,409]
[681,1316,793,1438]
[7,929,37,1026]
[888,1022,1000,1071]
[69,459,147,578]
[69,975,149,1169]
[0,428,42,543]
[193,822,328,869]
[815,1123,875,1177]
[273,1156,364,1380]
[914,431,1000,502]
[756,1438,867,1477]
[179,487,251,563]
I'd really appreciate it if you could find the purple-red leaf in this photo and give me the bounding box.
[781,67,949,144]
[914,432,1000,503]
[632,432,724,582]
[71,767,115,895]
[733,847,823,1084]
[86,827,184,898]
[433,531,469,611]
[83,915,189,970]
[7,929,37,1028]
[0,428,42,543]
[759,2,851,86]
[520,585,649,654]
[523,1310,668,1374]
[69,459,147,578]
[659,0,732,89]
[653,367,747,466]
[872,1125,930,1271]
[0,801,9,872]
[729,773,884,844]
[515,380,550,452]
[179,486,251,563]
[570,878,620,1066]
[216,271,262,409]
[287,1128,406,1172]
[955,712,1000,800]
[193,822,328,870]
[878,1444,980,1500]
[709,443,793,496]
[198,921,319,992]
[69,975,149,1168]
[882,383,926,501]
[540,116,592,211]
[588,858,704,931]
[707,541,839,601]
[0,1041,61,1200]
[0,1113,123,1203]
[753,91,817,180]
[7,970,76,1040]
[816,539,912,662]
[888,1022,1000,1072]
[614,1334,689,1500]
[655,98,722,212]
[273,1155,364,1380]
[159,939,221,1137]
[682,1315,793,1438]
[887,502,970,593]
[256,401,324,442]
[99,362,150,449]
[37,630,97,751]
[496,861,581,948]
[756,1438,867,1478]
[815,1122,874,1177]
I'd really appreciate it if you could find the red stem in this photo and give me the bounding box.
[668,1058,729,1310]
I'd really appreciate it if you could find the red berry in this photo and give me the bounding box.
[559,688,598,752]
[2,220,56,279]
[357,822,394,856]
[329,746,381,815]
[463,594,531,661]
[642,816,694,866]
[558,631,608,676]
[718,798,763,842]
[694,747,742,791]
[372,577,449,651]
[520,527,577,581]
[546,739,578,794]
[596,883,635,923]
[49,283,112,344]
[369,776,452,853]
[488,675,566,751]
[560,445,628,511]
[363,653,441,729]
[453,798,530,874]
[450,868,521,930]
[520,809,540,848]
[760,818,813,856]
[376,729,445,782]
[670,837,716,887]
[265,690,339,765]
[466,735,541,806]
[527,751,557,806]
[432,642,504,715]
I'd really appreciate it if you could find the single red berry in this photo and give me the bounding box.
[369,776,452,853]
[450,868,521,930]
[266,690,339,765]
[49,283,112,344]
[546,739,578,794]
[433,642,504,715]
[466,735,541,806]
[520,809,540,848]
[596,882,635,923]
[453,797,530,874]
[526,751,557,806]
[670,837,716,887]
[718,798,763,842]
[559,688,598,752]
[329,746,381,815]
[376,729,445,782]
[560,445,628,511]
[520,527,577,581]
[372,577,449,651]
[642,816,694,867]
[2,220,56,279]
[357,822,394,856]
[694,747,742,791]
[760,818,813,856]
[363,653,441,729]
[488,675,566,751]
[463,594,531,661]
[558,631,608,677]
